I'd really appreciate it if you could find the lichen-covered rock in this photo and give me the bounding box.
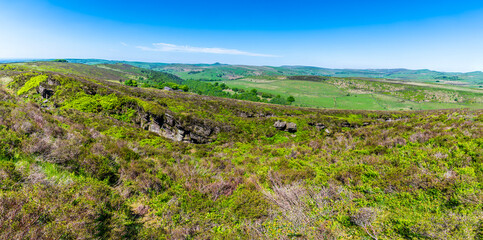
[193,125,212,137]
[189,132,209,144]
[286,122,297,133]
[274,120,287,130]
[165,113,175,127]
[274,121,297,132]
[148,120,161,134]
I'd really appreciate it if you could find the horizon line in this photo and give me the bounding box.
[0,58,481,74]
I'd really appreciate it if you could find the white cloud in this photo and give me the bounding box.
[137,43,279,57]
[120,42,128,46]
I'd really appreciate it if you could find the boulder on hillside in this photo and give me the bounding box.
[274,120,287,130]
[286,122,297,133]
[274,120,297,133]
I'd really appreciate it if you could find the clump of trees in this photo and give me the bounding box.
[51,59,68,62]
[124,79,138,87]
[186,82,296,106]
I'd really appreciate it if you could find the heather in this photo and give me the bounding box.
[0,63,481,239]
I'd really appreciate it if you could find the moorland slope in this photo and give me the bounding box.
[0,62,481,239]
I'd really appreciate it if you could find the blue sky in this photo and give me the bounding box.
[1,0,483,72]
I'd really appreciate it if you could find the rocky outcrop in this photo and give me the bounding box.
[141,112,219,144]
[238,111,274,118]
[274,120,297,133]
[38,85,54,99]
[37,77,59,99]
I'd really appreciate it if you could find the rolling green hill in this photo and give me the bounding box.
[64,59,483,87]
[223,76,483,110]
[0,61,481,239]
[8,61,481,111]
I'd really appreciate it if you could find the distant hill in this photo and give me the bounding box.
[64,59,483,87]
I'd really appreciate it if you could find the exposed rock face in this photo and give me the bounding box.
[38,85,54,99]
[274,120,297,133]
[37,78,59,99]
[142,112,218,144]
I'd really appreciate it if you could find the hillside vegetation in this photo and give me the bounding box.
[0,62,482,239]
[11,61,482,111]
[66,59,483,88]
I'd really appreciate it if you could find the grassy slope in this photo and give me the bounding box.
[225,77,483,110]
[0,63,482,239]
[14,61,143,82]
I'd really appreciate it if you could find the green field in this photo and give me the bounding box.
[223,78,483,110]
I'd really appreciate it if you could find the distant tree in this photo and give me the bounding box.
[180,85,189,92]
[250,89,258,95]
[269,95,289,105]
[287,96,295,103]
[52,59,68,62]
[125,79,138,87]
[261,92,273,98]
